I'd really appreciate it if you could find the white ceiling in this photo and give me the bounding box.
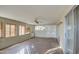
[0,5,73,25]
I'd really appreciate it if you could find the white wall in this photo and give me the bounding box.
[35,25,56,38]
[57,22,64,49]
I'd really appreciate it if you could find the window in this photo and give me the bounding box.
[11,24,16,36]
[5,24,16,37]
[21,26,25,35]
[35,26,45,31]
[0,20,27,38]
[26,27,31,34]
[19,25,25,35]
[5,24,10,37]
[0,22,2,37]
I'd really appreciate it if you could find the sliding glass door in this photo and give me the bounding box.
[65,9,75,54]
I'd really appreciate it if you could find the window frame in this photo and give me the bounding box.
[5,23,16,37]
[19,25,26,35]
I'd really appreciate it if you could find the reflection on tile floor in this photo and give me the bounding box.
[0,37,63,54]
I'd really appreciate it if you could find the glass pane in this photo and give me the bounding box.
[35,26,45,31]
[11,24,16,36]
[19,25,22,35]
[19,25,25,35]
[21,26,25,35]
[0,23,1,37]
[26,27,31,34]
[5,24,10,37]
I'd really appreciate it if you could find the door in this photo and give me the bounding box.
[65,10,75,54]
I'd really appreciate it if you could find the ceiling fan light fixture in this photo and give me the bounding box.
[35,19,39,24]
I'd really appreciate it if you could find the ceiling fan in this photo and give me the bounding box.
[34,16,46,24]
[34,17,41,24]
[34,18,39,24]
